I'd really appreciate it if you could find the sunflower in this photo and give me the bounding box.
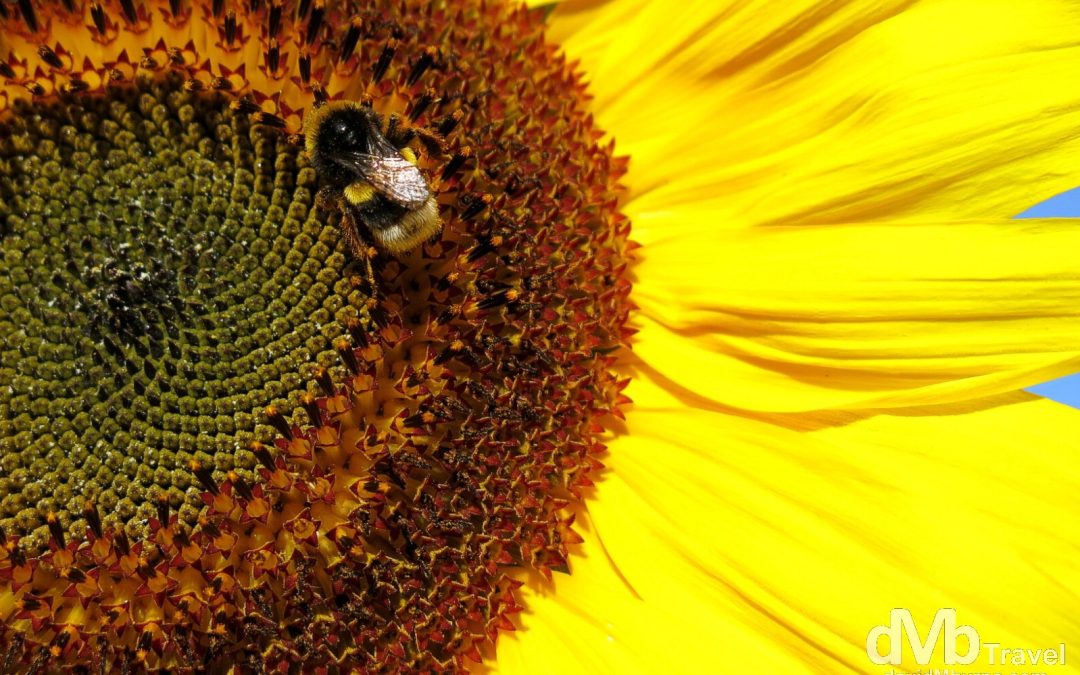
[0,0,1078,673]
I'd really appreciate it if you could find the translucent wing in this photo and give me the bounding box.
[330,150,431,209]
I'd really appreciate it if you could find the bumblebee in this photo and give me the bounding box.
[303,101,442,284]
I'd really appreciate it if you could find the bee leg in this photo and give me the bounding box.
[315,187,338,212]
[338,204,379,296]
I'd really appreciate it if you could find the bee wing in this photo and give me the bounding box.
[330,150,431,209]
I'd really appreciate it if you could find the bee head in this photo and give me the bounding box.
[320,106,377,153]
[303,102,382,181]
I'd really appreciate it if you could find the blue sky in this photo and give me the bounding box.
[1018,188,1080,407]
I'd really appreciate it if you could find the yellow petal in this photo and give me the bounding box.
[550,0,1080,221]
[631,215,1080,412]
[492,506,809,674]
[499,393,1080,672]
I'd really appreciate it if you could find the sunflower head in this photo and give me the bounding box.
[0,0,631,669]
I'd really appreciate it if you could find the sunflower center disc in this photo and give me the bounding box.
[0,0,632,670]
[0,80,363,552]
